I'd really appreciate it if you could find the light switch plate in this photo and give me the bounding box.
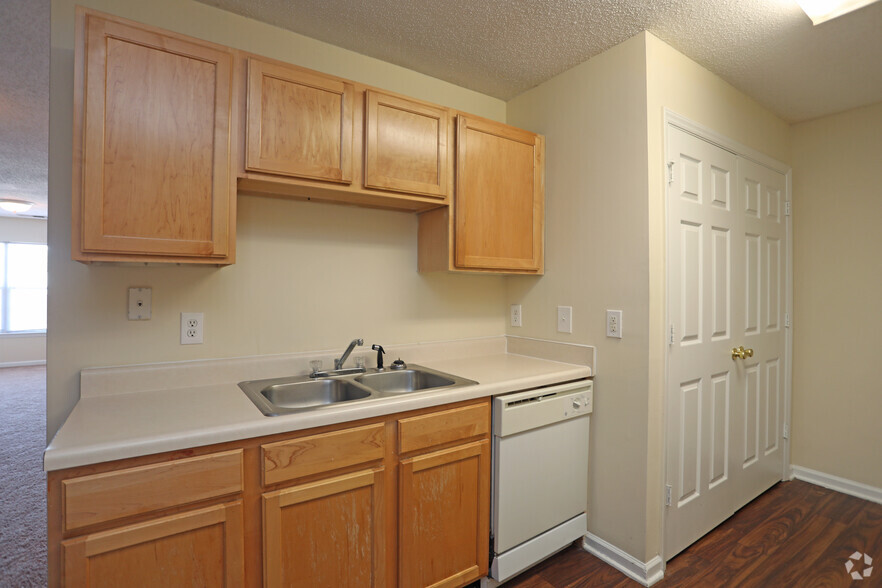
[127,287,151,320]
[557,306,572,333]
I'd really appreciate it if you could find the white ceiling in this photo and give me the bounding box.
[198,0,882,122]
[2,0,881,220]
[0,0,49,219]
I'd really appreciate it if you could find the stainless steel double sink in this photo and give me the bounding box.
[239,365,477,416]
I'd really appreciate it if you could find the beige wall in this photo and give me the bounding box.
[0,216,47,243]
[47,0,508,439]
[791,102,882,489]
[505,31,794,563]
[0,217,47,366]
[506,34,652,560]
[644,32,792,559]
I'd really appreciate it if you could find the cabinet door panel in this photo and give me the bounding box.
[365,90,449,198]
[399,440,490,588]
[247,59,353,183]
[62,501,244,587]
[64,449,243,531]
[455,116,543,271]
[79,14,232,258]
[398,402,489,455]
[263,468,385,588]
[262,422,384,486]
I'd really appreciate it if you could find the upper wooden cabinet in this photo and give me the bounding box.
[72,9,234,264]
[418,116,545,274]
[364,90,449,198]
[246,58,354,184]
[235,55,452,211]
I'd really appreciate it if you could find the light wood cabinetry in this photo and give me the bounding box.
[418,115,545,274]
[72,9,235,264]
[62,501,244,587]
[365,90,449,198]
[398,405,491,588]
[236,55,452,211]
[49,399,489,588]
[263,468,386,587]
[71,12,542,270]
[246,59,354,183]
[62,449,243,532]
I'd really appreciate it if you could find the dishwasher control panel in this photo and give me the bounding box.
[493,380,593,437]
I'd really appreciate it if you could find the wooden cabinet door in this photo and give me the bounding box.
[399,440,490,588]
[246,58,354,183]
[455,116,544,272]
[365,90,449,198]
[263,468,385,587]
[62,501,244,587]
[76,12,232,259]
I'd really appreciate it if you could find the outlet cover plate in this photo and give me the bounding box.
[607,309,623,338]
[127,287,152,320]
[181,312,204,345]
[510,304,522,327]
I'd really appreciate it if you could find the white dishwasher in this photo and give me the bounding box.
[485,379,593,586]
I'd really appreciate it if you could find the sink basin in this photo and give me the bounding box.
[239,376,375,416]
[355,369,455,394]
[239,364,476,416]
[261,379,371,409]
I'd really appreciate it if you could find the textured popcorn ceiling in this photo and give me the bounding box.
[201,0,882,122]
[3,1,881,219]
[0,0,49,219]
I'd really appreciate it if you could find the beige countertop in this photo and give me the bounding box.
[44,337,594,471]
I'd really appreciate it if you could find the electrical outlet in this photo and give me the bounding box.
[557,306,572,333]
[180,312,204,344]
[607,310,623,338]
[510,304,522,327]
[127,287,152,320]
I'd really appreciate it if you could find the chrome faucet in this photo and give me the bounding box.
[334,338,363,370]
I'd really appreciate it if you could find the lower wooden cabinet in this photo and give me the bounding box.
[49,399,490,588]
[62,501,244,587]
[399,441,490,588]
[263,468,386,587]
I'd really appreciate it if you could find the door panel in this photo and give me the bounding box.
[665,126,788,558]
[79,15,232,258]
[737,157,788,502]
[262,468,385,588]
[63,501,244,587]
[399,440,489,588]
[246,58,353,183]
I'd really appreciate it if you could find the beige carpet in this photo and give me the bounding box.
[0,366,47,587]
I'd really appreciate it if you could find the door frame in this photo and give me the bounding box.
[660,109,793,562]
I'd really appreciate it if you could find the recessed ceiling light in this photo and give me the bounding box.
[796,0,882,25]
[0,199,35,213]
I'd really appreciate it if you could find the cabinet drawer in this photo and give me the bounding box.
[398,402,489,454]
[262,422,385,486]
[63,449,243,532]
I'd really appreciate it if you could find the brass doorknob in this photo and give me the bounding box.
[731,346,754,360]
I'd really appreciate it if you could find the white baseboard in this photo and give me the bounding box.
[791,465,882,505]
[0,360,46,368]
[582,533,664,586]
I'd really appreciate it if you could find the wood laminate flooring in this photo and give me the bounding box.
[506,479,882,587]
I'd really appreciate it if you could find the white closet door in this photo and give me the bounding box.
[665,126,787,559]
